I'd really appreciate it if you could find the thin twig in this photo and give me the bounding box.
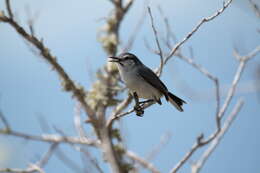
[5,0,13,19]
[125,150,161,173]
[74,102,88,138]
[218,46,260,119]
[37,143,59,168]
[0,168,35,173]
[148,7,164,76]
[249,0,260,18]
[25,5,39,37]
[191,99,244,173]
[177,54,217,81]
[107,99,157,126]
[124,0,134,13]
[0,129,99,146]
[0,164,44,173]
[164,0,233,64]
[106,94,133,127]
[0,110,10,130]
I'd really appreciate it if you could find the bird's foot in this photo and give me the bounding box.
[134,104,144,117]
[139,99,154,106]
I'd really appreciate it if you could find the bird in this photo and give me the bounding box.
[109,52,186,116]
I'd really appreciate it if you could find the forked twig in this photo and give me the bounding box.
[191,99,244,173]
[169,46,260,173]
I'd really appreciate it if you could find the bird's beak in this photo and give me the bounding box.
[109,56,120,63]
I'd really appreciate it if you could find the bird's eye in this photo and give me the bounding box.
[123,56,130,60]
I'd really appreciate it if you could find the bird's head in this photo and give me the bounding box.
[109,52,142,68]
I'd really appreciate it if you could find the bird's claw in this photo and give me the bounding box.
[139,99,154,106]
[134,105,144,117]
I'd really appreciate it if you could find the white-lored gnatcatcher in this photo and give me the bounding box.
[109,52,186,116]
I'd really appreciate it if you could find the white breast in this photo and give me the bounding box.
[117,64,162,100]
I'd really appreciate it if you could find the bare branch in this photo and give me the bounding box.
[5,0,13,19]
[0,168,35,173]
[96,106,123,173]
[191,99,244,173]
[36,143,59,168]
[89,0,136,171]
[164,0,233,64]
[125,150,161,173]
[25,5,39,37]
[74,102,88,138]
[148,7,222,125]
[107,108,135,124]
[169,46,260,173]
[107,98,157,125]
[249,0,260,18]
[177,54,217,81]
[169,136,204,173]
[176,53,221,129]
[0,129,99,147]
[148,7,164,76]
[218,46,260,119]
[0,6,97,129]
[0,110,10,130]
[1,1,257,173]
[124,0,134,13]
[0,164,44,173]
[106,94,133,127]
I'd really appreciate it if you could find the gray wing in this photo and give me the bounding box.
[137,66,169,98]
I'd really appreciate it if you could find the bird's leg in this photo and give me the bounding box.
[139,99,154,105]
[133,92,144,116]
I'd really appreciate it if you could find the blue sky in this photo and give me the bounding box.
[0,0,260,173]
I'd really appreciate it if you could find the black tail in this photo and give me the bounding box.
[167,92,186,112]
